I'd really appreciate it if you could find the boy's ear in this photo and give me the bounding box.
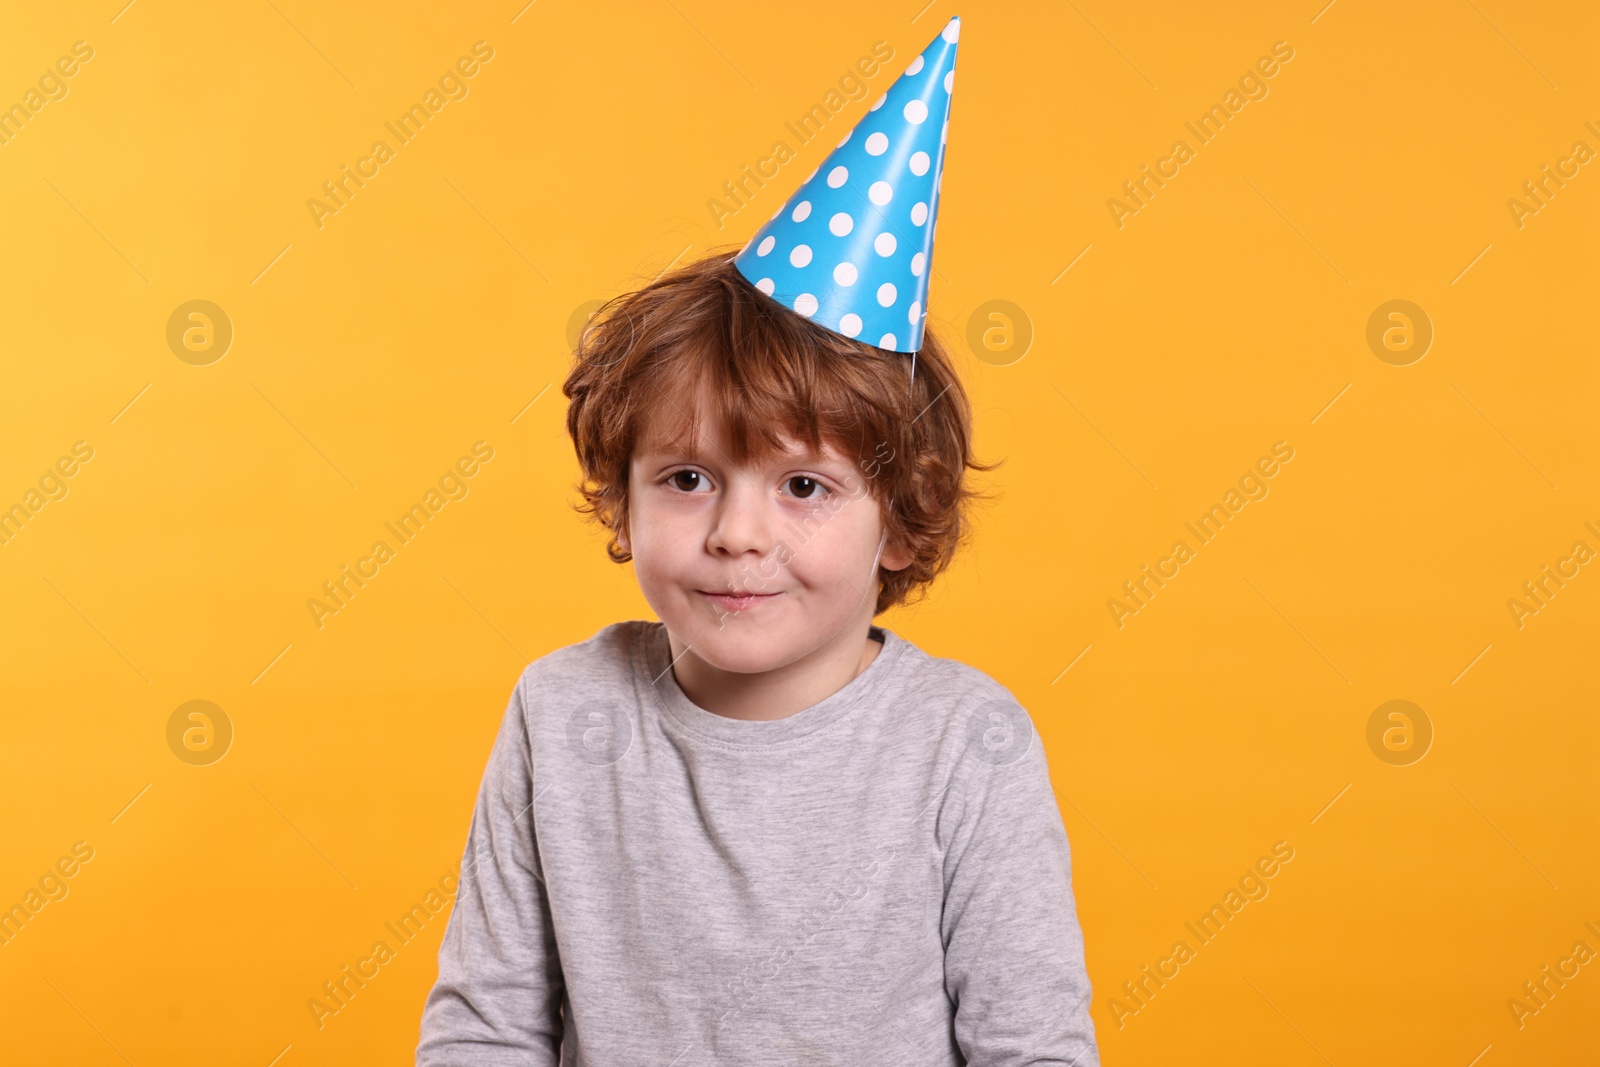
[617,520,630,554]
[880,537,912,573]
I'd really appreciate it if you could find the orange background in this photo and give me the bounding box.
[1,1,1595,1063]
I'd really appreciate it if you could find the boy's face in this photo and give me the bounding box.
[619,391,911,675]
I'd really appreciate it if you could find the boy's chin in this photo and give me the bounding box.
[671,611,821,675]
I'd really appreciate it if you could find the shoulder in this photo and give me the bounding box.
[482,622,647,771]
[881,632,1041,771]
[516,619,642,683]
[884,638,1062,859]
[510,619,647,710]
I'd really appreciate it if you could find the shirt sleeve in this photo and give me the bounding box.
[939,700,1100,1067]
[416,671,565,1066]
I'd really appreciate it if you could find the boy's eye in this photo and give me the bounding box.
[664,470,830,500]
[668,470,706,492]
[788,475,826,499]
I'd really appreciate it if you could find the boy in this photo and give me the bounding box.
[417,17,1099,1065]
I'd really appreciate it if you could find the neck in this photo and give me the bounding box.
[667,623,883,721]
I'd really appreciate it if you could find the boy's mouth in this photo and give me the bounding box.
[697,590,782,612]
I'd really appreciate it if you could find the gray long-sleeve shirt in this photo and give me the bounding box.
[416,619,1099,1066]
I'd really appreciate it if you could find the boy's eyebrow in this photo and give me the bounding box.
[637,440,708,462]
[638,439,846,469]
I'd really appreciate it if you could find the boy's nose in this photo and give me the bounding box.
[705,483,775,558]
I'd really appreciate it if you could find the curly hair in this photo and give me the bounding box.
[561,245,999,617]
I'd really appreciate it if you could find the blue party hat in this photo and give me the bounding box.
[734,17,960,354]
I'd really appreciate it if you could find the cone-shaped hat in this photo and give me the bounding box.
[734,17,960,354]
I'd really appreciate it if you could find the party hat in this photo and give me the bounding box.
[734,17,960,354]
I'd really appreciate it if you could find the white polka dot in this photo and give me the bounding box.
[904,99,928,124]
[790,244,812,267]
[794,293,818,317]
[828,166,849,188]
[829,212,854,236]
[837,130,852,147]
[941,119,949,146]
[833,262,857,285]
[909,151,930,176]
[838,313,863,337]
[757,235,775,256]
[755,277,774,295]
[879,333,897,349]
[906,56,925,75]
[808,166,819,181]
[910,202,928,226]
[877,283,897,307]
[871,93,887,111]
[910,252,925,277]
[869,181,893,206]
[874,232,897,256]
[942,19,960,42]
[908,300,922,324]
[944,70,954,93]
[865,131,889,156]
[792,200,811,222]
